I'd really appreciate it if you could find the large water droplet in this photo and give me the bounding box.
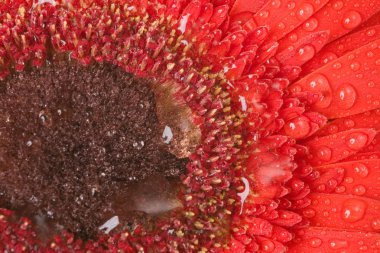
[316,146,332,161]
[303,18,318,31]
[297,3,314,20]
[345,132,368,150]
[342,11,362,29]
[341,198,367,223]
[335,84,357,109]
[306,73,332,108]
[284,116,311,139]
[297,44,316,63]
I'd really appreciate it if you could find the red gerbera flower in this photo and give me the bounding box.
[0,0,380,252]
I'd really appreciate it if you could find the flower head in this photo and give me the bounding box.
[0,0,380,252]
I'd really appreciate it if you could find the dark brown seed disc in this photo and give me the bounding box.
[0,56,189,240]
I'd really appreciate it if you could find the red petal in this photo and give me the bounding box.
[289,227,380,252]
[230,0,268,16]
[278,0,380,59]
[314,159,380,200]
[265,0,329,42]
[304,193,380,232]
[304,129,377,166]
[289,39,380,119]
[303,25,380,74]
[276,31,330,66]
[317,108,380,137]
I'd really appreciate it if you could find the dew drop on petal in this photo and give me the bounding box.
[371,217,380,230]
[329,239,348,249]
[309,238,322,248]
[332,0,344,10]
[350,62,361,71]
[345,132,368,150]
[303,18,318,31]
[341,198,367,223]
[306,73,332,108]
[297,3,314,20]
[342,11,362,30]
[284,117,311,139]
[297,44,316,63]
[335,83,357,109]
[354,163,369,178]
[316,146,332,161]
[353,185,366,196]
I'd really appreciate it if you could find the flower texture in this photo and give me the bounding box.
[0,0,380,252]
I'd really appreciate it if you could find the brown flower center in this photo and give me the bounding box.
[0,55,198,241]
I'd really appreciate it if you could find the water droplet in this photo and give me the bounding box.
[345,132,368,150]
[297,44,316,62]
[284,117,311,139]
[329,239,348,249]
[306,73,332,108]
[297,3,314,20]
[353,185,366,196]
[342,11,362,29]
[354,163,369,178]
[317,146,332,161]
[350,62,361,71]
[332,0,344,10]
[287,1,296,9]
[303,18,318,31]
[271,0,281,8]
[341,198,367,222]
[258,10,269,18]
[261,240,275,252]
[309,238,322,248]
[303,208,316,218]
[344,119,355,128]
[332,62,342,69]
[336,84,357,109]
[371,217,380,230]
[345,177,354,184]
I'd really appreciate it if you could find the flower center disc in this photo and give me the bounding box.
[0,55,196,241]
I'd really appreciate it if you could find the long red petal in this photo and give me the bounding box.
[288,227,380,252]
[316,108,380,137]
[304,129,377,166]
[278,0,380,63]
[304,193,380,232]
[289,38,380,119]
[313,159,380,200]
[302,25,380,74]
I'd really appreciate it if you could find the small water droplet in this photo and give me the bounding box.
[342,11,362,29]
[344,119,355,128]
[303,208,316,218]
[332,0,344,10]
[336,84,357,109]
[284,117,311,139]
[371,217,380,230]
[354,163,369,178]
[332,62,342,69]
[271,0,281,8]
[345,132,368,150]
[287,1,296,9]
[309,238,322,248]
[317,146,332,161]
[353,185,366,196]
[350,62,361,71]
[341,198,367,222]
[329,239,348,249]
